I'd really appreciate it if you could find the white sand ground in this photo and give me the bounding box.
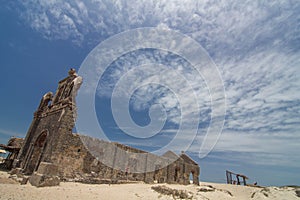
[0,171,299,200]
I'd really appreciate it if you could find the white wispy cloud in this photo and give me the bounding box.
[96,49,212,126]
[222,49,300,133]
[15,0,298,48]
[188,129,300,168]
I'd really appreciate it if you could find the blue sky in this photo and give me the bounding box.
[1,1,299,186]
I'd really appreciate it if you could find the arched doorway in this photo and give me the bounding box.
[24,131,48,175]
[153,164,161,183]
[174,166,180,182]
[189,171,194,184]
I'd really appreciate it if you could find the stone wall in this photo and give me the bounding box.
[78,135,200,185]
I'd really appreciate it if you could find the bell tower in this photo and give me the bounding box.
[15,69,82,175]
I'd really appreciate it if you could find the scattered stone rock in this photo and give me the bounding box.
[8,174,17,179]
[151,185,193,199]
[218,188,233,197]
[37,162,59,176]
[295,190,300,197]
[198,185,233,197]
[9,168,22,175]
[29,172,60,187]
[198,186,215,192]
[20,177,29,185]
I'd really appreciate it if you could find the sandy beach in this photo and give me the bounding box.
[0,171,299,200]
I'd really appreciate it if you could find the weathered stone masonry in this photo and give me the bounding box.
[3,69,200,186]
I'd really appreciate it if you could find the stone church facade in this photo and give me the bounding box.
[5,69,199,186]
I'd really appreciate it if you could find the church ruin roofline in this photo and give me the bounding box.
[162,150,179,159]
[179,153,198,166]
[79,134,150,154]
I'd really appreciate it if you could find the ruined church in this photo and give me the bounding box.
[1,69,199,187]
